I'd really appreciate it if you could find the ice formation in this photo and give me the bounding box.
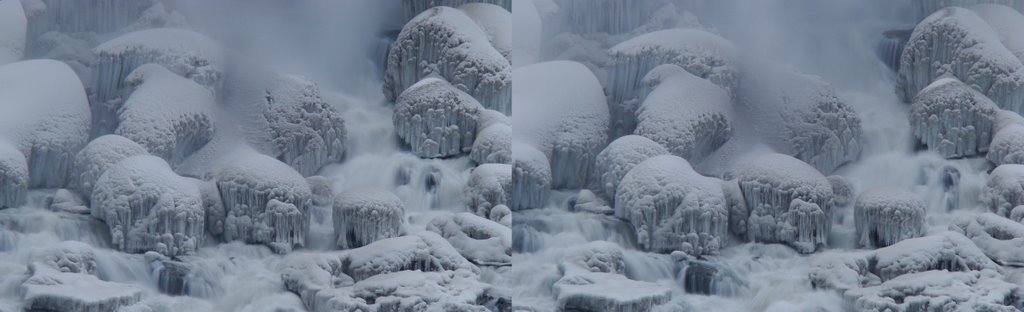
[554,0,689,35]
[23,0,157,38]
[313,269,504,312]
[912,0,1024,21]
[897,7,1024,113]
[736,153,834,253]
[0,59,90,188]
[615,155,728,255]
[214,151,312,253]
[458,3,511,60]
[0,0,25,66]
[306,176,334,207]
[470,123,511,164]
[982,164,1024,217]
[910,77,999,158]
[807,251,873,292]
[343,234,480,282]
[951,213,1024,266]
[464,163,511,218]
[844,269,1020,311]
[72,135,148,203]
[971,4,1024,62]
[988,123,1024,165]
[427,212,512,266]
[332,189,405,249]
[385,6,511,114]
[510,141,551,211]
[607,28,737,138]
[514,61,609,189]
[635,64,733,164]
[394,77,483,158]
[401,0,512,21]
[555,242,671,311]
[869,231,999,281]
[21,242,143,312]
[854,188,927,248]
[591,135,669,203]
[0,141,27,209]
[90,155,203,257]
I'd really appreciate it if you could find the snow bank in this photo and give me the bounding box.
[592,135,669,202]
[514,61,609,189]
[427,212,511,266]
[0,142,27,209]
[385,6,511,114]
[458,3,511,60]
[869,231,999,281]
[0,0,25,66]
[854,189,927,248]
[401,0,511,21]
[982,164,1024,217]
[988,122,1024,165]
[470,123,511,164]
[616,155,728,255]
[464,163,511,218]
[845,269,1019,311]
[910,77,999,158]
[73,135,148,203]
[736,153,834,253]
[22,265,143,312]
[510,141,551,211]
[951,213,1024,266]
[394,77,483,158]
[332,189,405,249]
[91,155,203,257]
[636,64,732,164]
[828,175,854,208]
[314,269,502,312]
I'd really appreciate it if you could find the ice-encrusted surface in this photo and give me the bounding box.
[464,163,511,218]
[854,188,926,248]
[332,189,405,249]
[910,77,999,158]
[91,155,203,257]
[951,213,1024,266]
[554,0,674,35]
[344,234,479,282]
[988,122,1024,165]
[592,135,669,202]
[844,269,1020,311]
[870,231,999,281]
[615,155,728,255]
[510,141,551,211]
[470,123,511,164]
[22,251,143,312]
[982,164,1024,217]
[394,77,483,158]
[971,4,1024,62]
[427,212,511,266]
[0,0,26,66]
[24,0,156,38]
[458,3,511,60]
[912,0,1024,21]
[401,0,512,21]
[0,141,27,209]
[72,135,148,203]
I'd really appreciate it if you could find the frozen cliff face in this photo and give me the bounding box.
[869,231,999,281]
[215,151,312,253]
[615,155,728,255]
[115,64,215,166]
[0,59,90,188]
[912,0,1024,21]
[0,0,25,66]
[971,4,1024,62]
[510,141,551,211]
[385,6,511,114]
[555,241,671,311]
[0,142,27,209]
[401,0,512,21]
[332,189,405,249]
[951,213,1024,266]
[515,61,609,189]
[464,163,511,218]
[72,135,148,203]
[427,212,511,266]
[988,122,1024,165]
[736,153,834,253]
[394,77,483,158]
[458,3,511,60]
[512,0,541,67]
[24,0,156,39]
[21,242,143,312]
[898,7,1024,113]
[910,77,999,158]
[636,64,732,164]
[845,269,1020,311]
[91,155,204,257]
[561,241,626,275]
[554,0,679,35]
[982,164,1024,217]
[592,135,669,204]
[470,123,511,164]
[607,28,737,138]
[854,189,927,248]
[306,176,334,208]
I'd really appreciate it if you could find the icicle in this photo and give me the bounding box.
[332,189,405,249]
[394,78,483,158]
[853,189,926,248]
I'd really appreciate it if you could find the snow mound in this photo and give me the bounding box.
[910,77,1000,158]
[0,141,27,208]
[555,271,671,312]
[845,269,1020,311]
[385,6,511,114]
[343,234,479,282]
[951,213,1024,266]
[971,4,1024,62]
[215,151,312,253]
[73,135,148,203]
[313,269,502,312]
[0,0,25,66]
[464,163,511,218]
[736,153,834,253]
[982,164,1024,217]
[458,3,511,60]
[615,155,728,255]
[470,123,511,164]
[332,189,405,249]
[401,0,511,21]
[988,122,1024,165]
[870,231,1000,281]
[394,77,483,158]
[510,141,551,211]
[636,64,732,164]
[22,264,143,312]
[808,251,872,292]
[31,241,97,274]
[913,0,1024,21]
[898,7,1024,113]
[592,135,670,202]
[0,59,90,188]
[854,188,927,248]
[514,61,609,189]
[607,28,737,137]
[427,212,512,266]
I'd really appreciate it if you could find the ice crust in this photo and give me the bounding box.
[72,135,148,204]
[869,231,1000,281]
[344,234,480,282]
[554,0,673,35]
[0,0,26,66]
[394,77,483,158]
[0,141,27,209]
[427,212,511,266]
[592,135,669,203]
[982,164,1024,217]
[854,188,927,248]
[332,189,405,249]
[464,163,511,218]
[470,123,511,164]
[988,122,1024,165]
[910,77,999,158]
[24,0,156,39]
[458,3,511,60]
[510,141,551,211]
[22,244,143,312]
[951,213,1024,266]
[912,0,1024,21]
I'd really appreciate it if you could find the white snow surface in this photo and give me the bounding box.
[869,231,1000,281]
[844,269,1019,311]
[982,164,1024,217]
[636,64,732,164]
[458,3,511,60]
[591,135,669,204]
[394,77,483,158]
[464,163,511,218]
[72,134,148,202]
[427,212,512,266]
[332,189,405,249]
[971,4,1024,62]
[988,118,1024,165]
[470,123,511,164]
[910,77,1000,158]
[0,0,26,66]
[951,212,1024,266]
[0,141,27,208]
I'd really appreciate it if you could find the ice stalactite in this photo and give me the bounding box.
[982,164,1024,217]
[427,213,511,266]
[988,123,1024,165]
[394,77,483,158]
[215,151,312,253]
[737,153,834,254]
[854,189,927,248]
[0,142,27,209]
[607,28,737,138]
[635,64,732,164]
[401,0,512,21]
[912,0,1024,21]
[385,6,511,114]
[592,135,669,203]
[845,270,1019,311]
[510,141,551,211]
[464,163,511,218]
[0,0,26,66]
[470,123,511,164]
[72,135,147,203]
[21,242,143,312]
[458,3,511,61]
[554,241,671,312]
[90,155,204,257]
[554,0,675,35]
[615,155,728,255]
[910,77,999,158]
[869,231,999,281]
[332,189,405,250]
[951,213,1024,266]
[24,0,156,40]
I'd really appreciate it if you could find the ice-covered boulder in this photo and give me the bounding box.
[592,135,669,202]
[898,7,1024,113]
[982,164,1024,217]
[385,6,511,114]
[215,151,312,253]
[0,0,26,65]
[394,77,483,158]
[22,264,143,312]
[607,28,737,138]
[988,123,1024,165]
[24,0,156,38]
[845,270,1019,311]
[91,155,203,257]
[332,189,405,249]
[427,212,511,266]
[808,251,873,292]
[854,189,926,248]
[736,153,834,253]
[869,231,999,281]
[72,135,148,203]
[635,64,732,164]
[458,3,511,60]
[313,269,502,312]
[951,213,1024,266]
[401,0,511,21]
[470,123,511,164]
[512,0,541,67]
[514,61,609,189]
[971,4,1024,62]
[913,0,1024,21]
[554,271,671,312]
[0,142,27,209]
[464,163,511,218]
[910,77,999,158]
[616,155,728,255]
[0,59,90,188]
[510,141,551,211]
[343,234,479,282]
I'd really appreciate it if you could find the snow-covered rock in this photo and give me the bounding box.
[313,269,502,312]
[0,141,27,209]
[510,141,551,211]
[22,264,143,312]
[401,0,511,21]
[514,61,608,189]
[0,59,90,188]
[470,123,511,164]
[72,135,148,203]
[385,6,511,114]
[845,269,1020,311]
[912,0,1024,21]
[91,155,203,257]
[458,3,511,60]
[971,4,1024,62]
[808,251,873,291]
[427,212,511,266]
[0,0,26,66]
[898,7,1024,113]
[215,151,311,253]
[561,241,625,275]
[394,77,483,158]
[854,189,927,248]
[982,164,1024,217]
[736,153,834,253]
[910,77,999,158]
[554,271,671,312]
[616,155,728,255]
[512,0,541,67]
[828,175,854,208]
[988,123,1024,165]
[869,231,999,281]
[591,135,669,202]
[464,163,511,218]
[951,213,1024,266]
[343,234,479,282]
[24,0,156,38]
[635,64,732,164]
[49,188,88,214]
[332,189,405,249]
